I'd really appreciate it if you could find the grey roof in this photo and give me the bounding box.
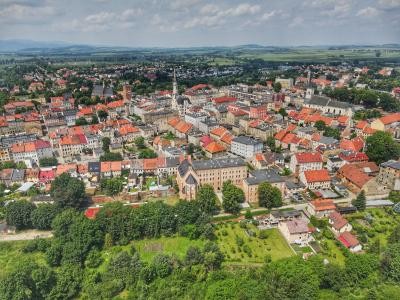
[185,174,197,185]
[192,157,246,171]
[307,95,351,109]
[366,200,394,207]
[271,209,302,219]
[381,160,400,170]
[318,136,338,145]
[11,169,25,181]
[245,169,284,185]
[232,136,262,146]
[178,159,190,176]
[88,161,101,172]
[16,182,34,192]
[165,157,180,168]
[176,95,191,105]
[286,181,306,190]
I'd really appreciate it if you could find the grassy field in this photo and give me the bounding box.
[0,240,47,280]
[215,222,294,264]
[347,208,400,247]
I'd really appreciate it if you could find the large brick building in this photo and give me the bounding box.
[176,157,247,200]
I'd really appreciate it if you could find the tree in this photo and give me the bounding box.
[39,157,58,167]
[100,152,123,161]
[102,137,111,153]
[31,203,60,230]
[100,177,124,196]
[381,243,400,282]
[98,110,108,121]
[48,264,82,300]
[75,117,88,126]
[222,181,244,214]
[106,251,142,286]
[5,200,36,229]
[314,120,326,131]
[352,190,366,211]
[195,184,219,215]
[273,81,282,93]
[134,136,146,149]
[50,173,86,208]
[266,136,276,151]
[323,126,340,140]
[138,148,157,159]
[151,254,174,278]
[366,131,400,164]
[91,115,99,124]
[258,182,282,209]
[345,253,378,284]
[278,108,287,118]
[262,257,320,300]
[185,246,204,266]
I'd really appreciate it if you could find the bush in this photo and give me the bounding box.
[85,250,103,268]
[235,236,244,247]
[259,230,269,239]
[221,229,228,236]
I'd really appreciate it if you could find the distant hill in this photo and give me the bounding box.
[0,39,72,52]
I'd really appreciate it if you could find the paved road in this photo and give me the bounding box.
[0,230,53,242]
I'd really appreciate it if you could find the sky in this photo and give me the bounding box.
[0,0,400,47]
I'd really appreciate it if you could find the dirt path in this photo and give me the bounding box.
[0,230,53,241]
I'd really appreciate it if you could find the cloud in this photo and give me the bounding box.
[0,3,58,24]
[356,6,380,17]
[378,0,400,8]
[288,16,304,28]
[54,8,142,32]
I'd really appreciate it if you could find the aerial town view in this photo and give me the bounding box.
[1,0,400,299]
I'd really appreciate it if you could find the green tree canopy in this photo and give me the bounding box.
[366,131,400,164]
[222,181,244,214]
[50,173,86,208]
[258,182,282,209]
[195,184,219,215]
[5,200,36,230]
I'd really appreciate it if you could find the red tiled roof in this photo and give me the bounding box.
[303,169,331,183]
[338,232,360,248]
[329,211,348,230]
[340,137,364,152]
[107,100,125,109]
[85,207,100,219]
[205,142,226,154]
[379,113,400,125]
[212,96,237,104]
[310,199,336,211]
[338,163,374,189]
[210,126,227,137]
[295,152,323,164]
[339,151,369,162]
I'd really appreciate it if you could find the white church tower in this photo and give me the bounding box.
[172,68,178,109]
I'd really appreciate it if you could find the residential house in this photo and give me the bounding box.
[307,199,336,218]
[289,152,323,175]
[328,211,352,235]
[299,169,331,190]
[338,232,362,252]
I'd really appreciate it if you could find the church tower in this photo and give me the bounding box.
[305,69,314,99]
[172,68,178,109]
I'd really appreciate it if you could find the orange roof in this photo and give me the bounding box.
[303,169,331,183]
[107,100,125,109]
[355,120,368,130]
[287,124,297,132]
[281,133,300,145]
[338,163,371,189]
[210,126,227,137]
[363,127,376,135]
[329,211,348,230]
[119,124,139,135]
[143,158,158,170]
[167,117,180,127]
[310,199,336,211]
[205,142,226,153]
[295,152,323,164]
[100,161,122,172]
[337,115,349,124]
[56,163,77,176]
[340,137,364,152]
[379,113,400,125]
[275,130,287,141]
[60,134,87,145]
[220,132,234,145]
[190,83,208,91]
[175,121,192,134]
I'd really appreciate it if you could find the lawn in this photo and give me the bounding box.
[102,236,205,265]
[215,222,294,264]
[347,208,400,247]
[0,240,47,280]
